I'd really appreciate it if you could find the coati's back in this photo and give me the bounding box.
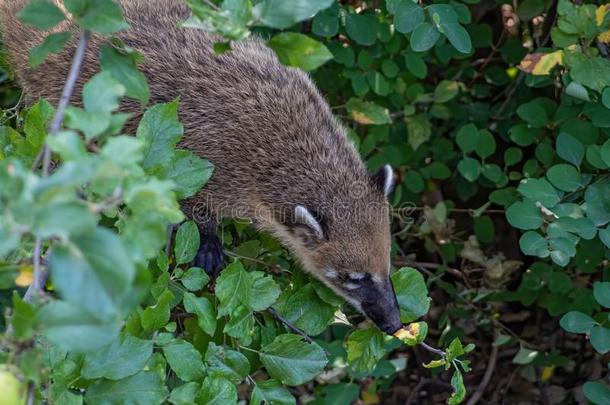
[0,0,404,334]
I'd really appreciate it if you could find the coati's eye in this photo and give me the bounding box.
[328,271,372,292]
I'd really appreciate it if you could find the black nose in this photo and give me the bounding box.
[359,281,402,335]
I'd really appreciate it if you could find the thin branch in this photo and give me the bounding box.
[22,239,45,303]
[267,307,314,344]
[406,378,429,405]
[466,331,499,405]
[24,30,91,303]
[419,342,446,357]
[394,258,469,286]
[408,206,506,215]
[42,30,91,176]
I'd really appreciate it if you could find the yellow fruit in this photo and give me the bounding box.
[0,368,26,405]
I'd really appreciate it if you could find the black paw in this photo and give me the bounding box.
[194,234,225,278]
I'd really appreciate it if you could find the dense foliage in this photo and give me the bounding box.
[1,0,610,403]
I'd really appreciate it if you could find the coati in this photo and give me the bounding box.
[0,0,404,335]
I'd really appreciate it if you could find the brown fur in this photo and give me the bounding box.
[0,0,400,331]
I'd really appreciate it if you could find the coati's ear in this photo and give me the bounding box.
[292,205,324,245]
[371,164,394,197]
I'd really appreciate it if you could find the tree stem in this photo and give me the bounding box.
[25,30,91,303]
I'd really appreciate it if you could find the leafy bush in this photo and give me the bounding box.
[1,0,610,404]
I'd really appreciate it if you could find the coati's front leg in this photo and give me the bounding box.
[186,199,225,278]
[193,219,225,278]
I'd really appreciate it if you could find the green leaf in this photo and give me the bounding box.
[593,282,610,308]
[18,0,65,30]
[509,124,540,146]
[205,343,250,384]
[517,100,548,128]
[175,221,200,265]
[565,81,590,102]
[100,44,150,105]
[601,140,610,168]
[404,52,427,78]
[391,267,431,323]
[440,22,472,54]
[556,132,584,166]
[603,88,610,109]
[583,382,610,405]
[517,178,560,208]
[256,0,333,29]
[381,59,400,77]
[407,113,431,150]
[393,1,424,34]
[165,150,214,199]
[183,292,216,336]
[38,301,121,352]
[65,0,128,35]
[223,304,255,342]
[85,371,168,405]
[506,200,543,230]
[215,260,250,316]
[590,326,610,354]
[346,326,387,373]
[83,71,125,113]
[517,0,546,20]
[81,334,153,380]
[196,376,237,405]
[65,107,111,140]
[46,130,87,161]
[559,311,596,334]
[565,53,610,92]
[0,225,20,258]
[404,170,425,193]
[504,147,523,166]
[268,33,332,71]
[346,98,391,125]
[519,231,548,257]
[312,5,339,37]
[455,123,478,153]
[170,382,200,405]
[433,80,459,103]
[10,292,36,340]
[282,283,335,335]
[248,272,281,311]
[33,201,97,239]
[457,157,481,182]
[163,339,206,382]
[476,129,496,159]
[141,290,173,332]
[448,368,466,405]
[180,267,210,291]
[50,227,135,318]
[445,338,466,363]
[474,216,495,244]
[28,31,71,68]
[345,13,378,46]
[410,22,440,52]
[512,346,539,365]
[250,380,295,405]
[260,334,327,386]
[546,164,582,192]
[137,100,184,171]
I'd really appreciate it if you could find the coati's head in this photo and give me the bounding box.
[272,164,402,335]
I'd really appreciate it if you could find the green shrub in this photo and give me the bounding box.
[1,0,610,404]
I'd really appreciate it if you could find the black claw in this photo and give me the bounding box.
[194,232,225,278]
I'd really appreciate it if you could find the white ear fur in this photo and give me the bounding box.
[294,205,324,240]
[382,164,394,196]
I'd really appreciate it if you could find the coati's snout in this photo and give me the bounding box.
[351,276,402,334]
[275,165,402,334]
